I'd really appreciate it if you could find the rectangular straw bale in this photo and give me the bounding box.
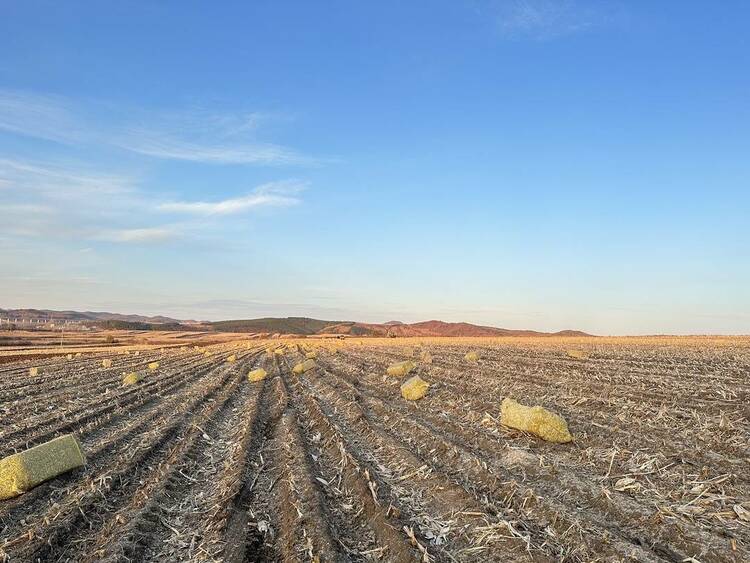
[29,367,39,376]
[248,368,267,382]
[101,359,112,368]
[66,354,73,360]
[122,372,143,386]
[292,359,316,374]
[147,361,159,370]
[386,360,416,377]
[500,398,573,443]
[401,375,429,401]
[227,354,237,363]
[0,434,86,500]
[305,351,318,359]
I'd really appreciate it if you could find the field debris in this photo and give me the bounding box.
[566,349,589,360]
[147,361,159,370]
[419,350,433,364]
[248,368,267,382]
[122,372,143,386]
[464,350,480,362]
[292,359,316,374]
[0,434,86,500]
[500,397,573,443]
[101,359,112,368]
[401,375,430,400]
[387,360,416,377]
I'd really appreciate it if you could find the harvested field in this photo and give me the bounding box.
[0,336,749,562]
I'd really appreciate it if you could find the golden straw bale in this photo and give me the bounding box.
[147,362,159,370]
[292,359,316,374]
[305,351,318,359]
[101,359,112,368]
[386,360,416,377]
[400,375,429,401]
[227,354,237,363]
[29,367,39,376]
[248,368,267,382]
[122,372,143,386]
[464,351,480,363]
[66,354,73,360]
[500,398,573,443]
[0,434,86,500]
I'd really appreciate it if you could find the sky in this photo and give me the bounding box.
[1,1,748,335]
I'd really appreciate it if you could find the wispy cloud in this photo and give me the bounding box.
[488,0,620,39]
[0,90,83,144]
[0,89,323,166]
[115,132,314,165]
[97,227,180,243]
[158,180,305,215]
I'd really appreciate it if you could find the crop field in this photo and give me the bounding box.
[0,336,748,562]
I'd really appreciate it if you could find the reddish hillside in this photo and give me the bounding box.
[318,320,590,337]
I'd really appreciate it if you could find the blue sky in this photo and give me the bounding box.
[1,1,748,334]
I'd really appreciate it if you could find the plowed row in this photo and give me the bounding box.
[1,339,748,562]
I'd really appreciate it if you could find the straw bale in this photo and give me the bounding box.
[292,359,316,374]
[500,398,572,443]
[248,368,267,382]
[401,375,429,401]
[0,434,86,500]
[386,360,416,377]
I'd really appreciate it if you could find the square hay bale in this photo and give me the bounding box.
[0,434,86,500]
[66,353,73,360]
[464,351,480,363]
[500,398,573,443]
[101,359,112,368]
[122,372,143,386]
[147,362,159,370]
[292,359,316,374]
[133,351,140,357]
[386,360,416,377]
[566,350,589,360]
[248,368,267,382]
[305,351,318,360]
[29,367,39,376]
[75,352,82,358]
[227,354,237,363]
[401,375,429,401]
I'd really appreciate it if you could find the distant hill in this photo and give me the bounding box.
[0,309,591,337]
[0,308,183,324]
[211,317,591,337]
[210,317,339,335]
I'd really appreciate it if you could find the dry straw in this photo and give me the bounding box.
[292,359,316,374]
[101,359,112,368]
[566,350,589,360]
[147,362,159,370]
[227,354,237,363]
[464,351,480,363]
[401,375,430,401]
[386,360,416,377]
[248,368,267,382]
[122,372,143,386]
[0,434,86,500]
[305,351,318,359]
[500,398,573,443]
[29,367,39,376]
[66,353,73,360]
